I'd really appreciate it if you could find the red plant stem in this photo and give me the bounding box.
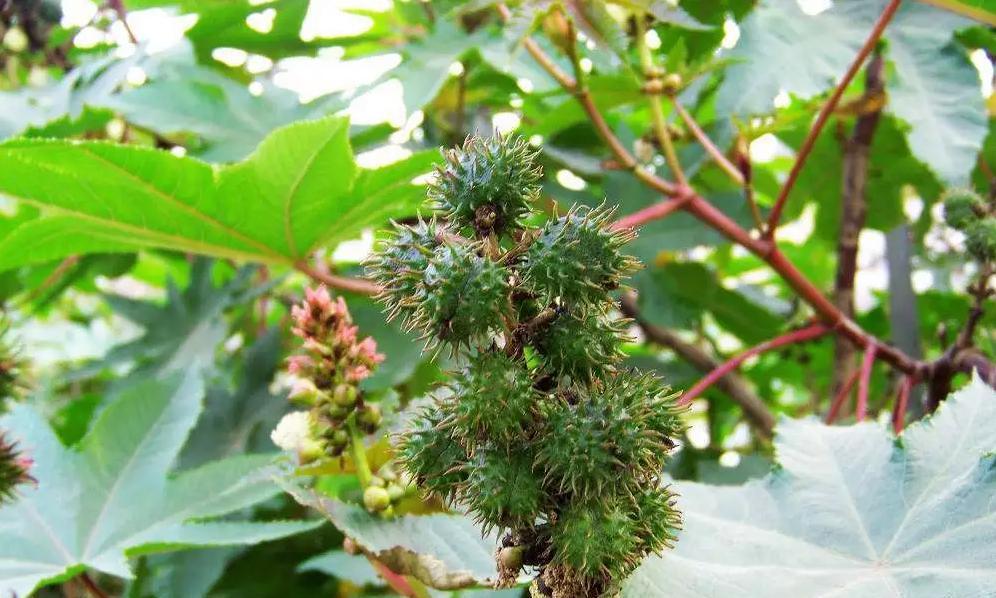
[826,369,860,423]
[764,0,902,237]
[295,261,380,296]
[611,185,694,230]
[892,374,915,434]
[855,342,878,421]
[671,98,744,185]
[369,559,419,597]
[680,323,830,405]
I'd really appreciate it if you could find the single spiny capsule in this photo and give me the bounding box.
[629,486,681,556]
[459,446,544,534]
[520,205,639,308]
[535,372,683,500]
[396,404,468,500]
[415,244,509,349]
[447,351,536,446]
[531,305,629,383]
[428,134,542,237]
[366,218,447,325]
[550,498,640,580]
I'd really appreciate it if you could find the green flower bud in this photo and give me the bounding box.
[520,205,639,308]
[332,383,358,407]
[2,28,29,53]
[356,404,382,434]
[428,134,541,236]
[369,475,386,488]
[386,483,405,502]
[363,485,391,512]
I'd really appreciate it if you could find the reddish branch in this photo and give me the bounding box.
[826,369,859,424]
[679,323,830,406]
[294,261,380,296]
[892,374,915,434]
[764,0,902,237]
[855,343,877,421]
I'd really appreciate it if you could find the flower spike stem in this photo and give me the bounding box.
[347,419,373,487]
[680,323,830,406]
[764,0,902,238]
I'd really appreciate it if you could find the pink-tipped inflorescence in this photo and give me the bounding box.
[285,287,384,459]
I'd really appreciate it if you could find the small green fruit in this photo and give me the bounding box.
[551,499,639,578]
[449,351,536,446]
[356,404,382,434]
[363,485,391,512]
[2,28,29,53]
[386,483,405,502]
[532,306,628,382]
[396,405,468,499]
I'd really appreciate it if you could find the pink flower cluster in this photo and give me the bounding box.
[288,286,384,386]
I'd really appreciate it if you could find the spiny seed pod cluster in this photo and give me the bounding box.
[369,134,684,597]
[285,287,384,459]
[942,188,996,263]
[0,319,25,406]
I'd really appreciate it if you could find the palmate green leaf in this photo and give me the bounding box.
[0,116,434,272]
[718,0,985,184]
[75,259,255,381]
[107,64,344,162]
[0,373,319,597]
[285,484,498,590]
[623,375,996,597]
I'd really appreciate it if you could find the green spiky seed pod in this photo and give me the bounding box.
[536,372,682,499]
[0,433,32,505]
[551,499,639,579]
[428,134,542,236]
[416,244,509,347]
[965,218,996,262]
[630,487,681,555]
[461,447,544,533]
[521,205,639,307]
[942,188,985,230]
[367,218,447,325]
[448,351,536,446]
[532,306,628,382]
[396,405,468,499]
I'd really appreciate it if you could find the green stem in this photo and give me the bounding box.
[347,418,373,487]
[916,0,996,26]
[635,17,686,185]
